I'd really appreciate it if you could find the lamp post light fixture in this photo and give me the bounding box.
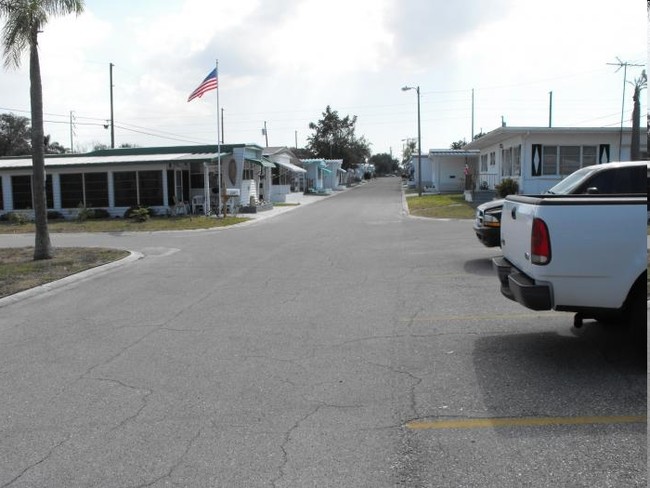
[402,85,422,196]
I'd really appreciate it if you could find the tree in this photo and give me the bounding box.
[450,139,467,150]
[630,69,646,161]
[0,112,31,155]
[402,138,416,164]
[306,105,371,170]
[44,134,66,154]
[0,0,84,260]
[369,153,398,176]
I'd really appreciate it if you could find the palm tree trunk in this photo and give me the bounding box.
[630,86,641,161]
[30,30,52,260]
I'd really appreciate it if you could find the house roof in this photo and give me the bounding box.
[0,152,231,170]
[262,146,303,168]
[0,143,266,170]
[428,149,480,157]
[463,126,633,150]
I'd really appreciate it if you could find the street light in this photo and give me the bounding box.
[402,85,422,196]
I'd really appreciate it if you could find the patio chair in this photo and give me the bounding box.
[191,195,205,215]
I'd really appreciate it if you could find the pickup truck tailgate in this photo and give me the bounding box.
[500,196,538,275]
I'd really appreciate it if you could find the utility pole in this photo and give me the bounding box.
[548,91,553,128]
[294,130,298,149]
[262,121,268,147]
[471,88,475,140]
[109,62,115,148]
[69,111,75,153]
[607,58,644,160]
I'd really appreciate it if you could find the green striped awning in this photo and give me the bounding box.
[246,157,276,168]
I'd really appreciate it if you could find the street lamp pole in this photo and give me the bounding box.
[402,85,422,196]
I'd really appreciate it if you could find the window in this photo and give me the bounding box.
[538,145,604,177]
[190,173,204,189]
[84,173,108,207]
[480,154,488,172]
[46,174,54,209]
[12,175,32,209]
[583,146,597,166]
[138,170,163,206]
[559,146,581,176]
[60,173,83,207]
[166,170,175,204]
[489,152,496,166]
[575,166,645,194]
[542,146,557,175]
[60,173,84,208]
[513,145,521,176]
[114,171,138,207]
[502,148,513,176]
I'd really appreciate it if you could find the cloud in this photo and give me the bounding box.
[0,0,643,154]
[385,0,513,69]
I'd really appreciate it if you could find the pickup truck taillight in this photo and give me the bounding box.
[531,218,551,265]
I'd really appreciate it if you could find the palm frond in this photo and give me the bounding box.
[0,0,84,68]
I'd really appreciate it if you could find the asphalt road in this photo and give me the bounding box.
[0,178,646,487]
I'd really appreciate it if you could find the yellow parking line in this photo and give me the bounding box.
[406,415,647,430]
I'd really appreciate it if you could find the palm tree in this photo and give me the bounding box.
[0,0,84,260]
[630,70,647,161]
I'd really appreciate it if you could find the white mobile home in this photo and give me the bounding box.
[0,144,269,218]
[406,150,479,193]
[463,126,645,194]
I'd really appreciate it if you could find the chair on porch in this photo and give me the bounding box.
[191,195,205,214]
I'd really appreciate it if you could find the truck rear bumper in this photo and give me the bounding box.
[492,256,552,311]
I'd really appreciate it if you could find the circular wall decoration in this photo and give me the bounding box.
[228,158,237,185]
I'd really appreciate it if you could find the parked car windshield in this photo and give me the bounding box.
[545,166,596,194]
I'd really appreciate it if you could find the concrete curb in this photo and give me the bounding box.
[0,250,143,308]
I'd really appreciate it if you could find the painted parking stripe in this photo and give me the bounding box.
[406,415,647,430]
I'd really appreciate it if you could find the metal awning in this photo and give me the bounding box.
[337,168,347,173]
[274,160,307,173]
[0,152,232,170]
[246,157,276,168]
[320,167,332,174]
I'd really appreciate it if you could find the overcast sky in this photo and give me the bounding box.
[0,0,646,158]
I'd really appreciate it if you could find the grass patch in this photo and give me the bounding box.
[273,203,300,207]
[0,247,130,299]
[407,194,476,219]
[0,215,249,234]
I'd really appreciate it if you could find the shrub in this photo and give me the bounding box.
[129,207,150,222]
[7,212,27,225]
[495,178,519,198]
[76,203,95,222]
[47,210,65,220]
[89,208,110,219]
[123,205,154,219]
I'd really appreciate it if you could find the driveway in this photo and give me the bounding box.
[0,178,645,487]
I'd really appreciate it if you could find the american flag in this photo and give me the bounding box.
[187,68,218,102]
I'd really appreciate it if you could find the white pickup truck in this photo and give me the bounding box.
[493,161,648,339]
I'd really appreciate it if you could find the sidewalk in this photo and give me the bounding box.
[235,191,335,222]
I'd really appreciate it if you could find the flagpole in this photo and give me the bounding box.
[216,59,222,217]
